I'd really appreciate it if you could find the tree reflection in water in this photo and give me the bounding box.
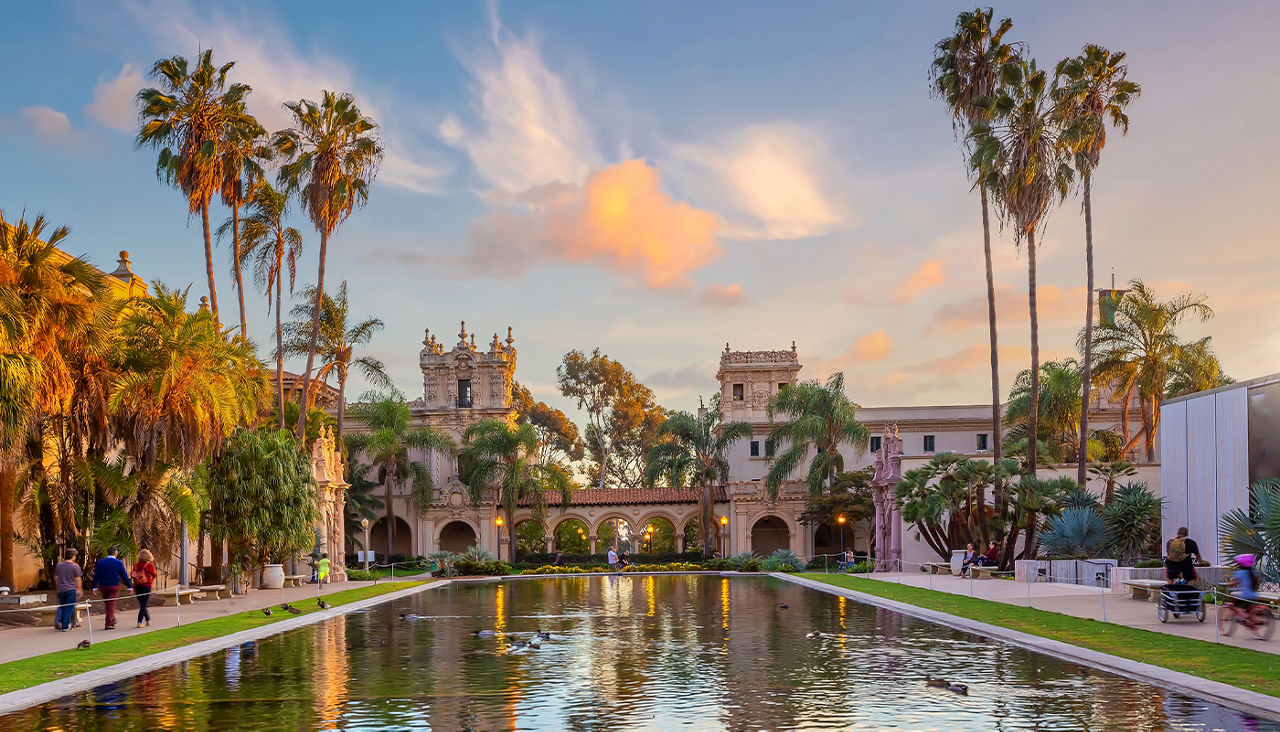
[4,576,1274,731]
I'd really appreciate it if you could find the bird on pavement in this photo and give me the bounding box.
[76,640,91,649]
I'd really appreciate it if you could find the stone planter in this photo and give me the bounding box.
[1015,559,1117,586]
[261,564,286,589]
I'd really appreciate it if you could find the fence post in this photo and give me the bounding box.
[85,599,93,644]
[1099,577,1107,623]
[928,566,933,591]
[896,558,901,583]
[969,570,975,598]
[175,592,181,627]
[1026,569,1032,607]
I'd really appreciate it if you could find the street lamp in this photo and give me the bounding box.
[644,526,653,553]
[719,515,729,556]
[837,515,846,559]
[495,517,504,562]
[360,518,370,570]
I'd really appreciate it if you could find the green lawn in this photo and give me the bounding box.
[800,573,1280,698]
[0,581,422,696]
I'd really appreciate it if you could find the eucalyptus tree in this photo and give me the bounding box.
[1053,45,1141,483]
[136,50,254,322]
[972,59,1074,475]
[226,182,303,427]
[764,372,869,497]
[345,393,455,559]
[282,281,392,439]
[274,91,383,440]
[930,7,1024,467]
[460,420,573,562]
[644,405,752,558]
[217,114,269,337]
[1088,279,1213,461]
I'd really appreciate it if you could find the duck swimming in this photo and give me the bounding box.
[925,678,967,695]
[534,630,552,640]
[400,613,427,621]
[473,629,498,638]
[805,631,830,639]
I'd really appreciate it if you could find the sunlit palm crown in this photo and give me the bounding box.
[1053,44,1141,174]
[765,372,869,499]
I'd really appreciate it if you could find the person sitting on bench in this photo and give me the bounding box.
[961,544,980,575]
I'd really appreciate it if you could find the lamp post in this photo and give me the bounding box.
[495,517,504,562]
[837,515,846,559]
[644,526,653,553]
[360,518,370,570]
[719,515,729,556]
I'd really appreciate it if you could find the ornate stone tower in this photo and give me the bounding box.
[716,342,802,424]
[416,321,517,424]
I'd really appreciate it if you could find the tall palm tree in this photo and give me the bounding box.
[1004,358,1084,463]
[273,91,383,440]
[218,113,268,338]
[136,50,253,323]
[765,372,870,498]
[460,420,573,562]
[281,281,392,440]
[930,8,1023,467]
[224,182,303,428]
[1053,44,1141,484]
[345,394,455,559]
[972,59,1074,476]
[645,406,752,558]
[1088,279,1213,461]
[0,212,107,587]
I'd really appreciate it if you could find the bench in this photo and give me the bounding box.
[154,587,200,605]
[284,574,310,588]
[1121,579,1168,601]
[923,562,952,575]
[198,585,230,600]
[969,566,1000,579]
[36,602,91,627]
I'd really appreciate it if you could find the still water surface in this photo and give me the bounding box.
[6,575,1275,730]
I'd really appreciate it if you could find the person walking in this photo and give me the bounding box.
[53,548,83,632]
[1164,527,1201,584]
[131,549,157,628]
[92,546,132,630]
[607,546,619,573]
[317,554,331,584]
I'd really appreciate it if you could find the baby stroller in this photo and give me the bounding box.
[1157,582,1205,623]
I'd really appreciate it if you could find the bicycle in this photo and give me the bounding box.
[1216,593,1275,640]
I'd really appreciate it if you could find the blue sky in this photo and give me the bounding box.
[2,1,1278,419]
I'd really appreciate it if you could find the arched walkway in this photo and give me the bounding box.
[553,518,589,553]
[371,516,413,558]
[514,519,546,560]
[682,517,703,554]
[750,515,790,557]
[636,516,676,554]
[813,523,857,558]
[596,516,636,555]
[439,520,478,554]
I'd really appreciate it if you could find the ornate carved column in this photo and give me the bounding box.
[870,423,903,573]
[310,425,351,582]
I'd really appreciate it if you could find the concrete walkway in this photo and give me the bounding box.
[0,576,429,665]
[849,570,1279,655]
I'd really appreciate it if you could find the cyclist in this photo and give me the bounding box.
[1229,554,1263,617]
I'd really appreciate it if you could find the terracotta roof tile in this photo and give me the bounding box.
[520,486,727,507]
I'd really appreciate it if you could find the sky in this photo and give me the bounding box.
[1,1,1278,421]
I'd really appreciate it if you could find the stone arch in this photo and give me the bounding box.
[593,514,637,555]
[438,520,478,554]
[513,518,547,560]
[681,515,705,554]
[552,517,590,553]
[370,516,413,559]
[749,514,792,557]
[634,514,678,554]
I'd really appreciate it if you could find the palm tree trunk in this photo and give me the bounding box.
[384,479,395,559]
[981,188,1002,465]
[201,201,219,322]
[508,508,518,563]
[1026,229,1041,476]
[336,377,346,441]
[702,480,714,558]
[232,205,247,337]
[1120,383,1132,458]
[1145,395,1160,462]
[297,229,328,441]
[0,464,15,588]
[1076,176,1095,485]
[275,271,285,430]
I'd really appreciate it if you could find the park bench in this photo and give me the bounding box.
[923,562,951,575]
[155,587,200,605]
[1121,579,1168,601]
[969,566,1000,579]
[284,574,310,588]
[36,602,90,627]
[198,585,230,600]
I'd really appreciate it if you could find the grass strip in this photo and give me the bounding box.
[800,573,1280,698]
[0,581,422,695]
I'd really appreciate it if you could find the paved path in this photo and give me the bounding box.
[0,577,429,665]
[851,571,1279,655]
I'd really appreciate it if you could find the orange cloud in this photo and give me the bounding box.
[897,260,946,303]
[697,284,746,308]
[852,330,892,361]
[458,160,722,288]
[928,284,1088,332]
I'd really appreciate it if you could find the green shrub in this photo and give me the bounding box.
[767,549,805,572]
[1134,559,1163,569]
[346,569,379,581]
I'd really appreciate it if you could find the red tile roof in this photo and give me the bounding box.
[520,486,728,507]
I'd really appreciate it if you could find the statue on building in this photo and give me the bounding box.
[309,424,349,582]
[871,423,903,572]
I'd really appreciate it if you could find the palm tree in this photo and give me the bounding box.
[1053,45,1141,484]
[343,462,384,552]
[1088,279,1213,461]
[930,8,1024,468]
[765,372,870,498]
[345,393,455,559]
[224,182,303,428]
[1166,337,1233,398]
[1087,460,1137,507]
[460,420,573,562]
[217,114,269,337]
[273,91,383,440]
[281,281,392,440]
[136,50,253,322]
[972,58,1074,476]
[1004,358,1083,462]
[644,406,751,558]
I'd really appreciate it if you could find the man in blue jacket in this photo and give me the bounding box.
[92,547,132,630]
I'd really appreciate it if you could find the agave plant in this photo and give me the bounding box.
[1103,481,1162,564]
[1219,479,1280,587]
[1041,507,1111,557]
[1059,485,1100,510]
[766,549,805,572]
[459,546,496,565]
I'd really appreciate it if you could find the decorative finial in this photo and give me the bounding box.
[491,332,500,351]
[470,333,476,348]
[423,328,431,347]
[459,320,468,340]
[725,342,730,354]
[506,326,514,347]
[791,340,797,354]
[198,296,209,312]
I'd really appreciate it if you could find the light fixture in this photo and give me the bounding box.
[719,516,728,526]
[495,517,504,527]
[837,515,846,525]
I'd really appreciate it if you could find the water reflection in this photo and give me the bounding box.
[4,576,1277,731]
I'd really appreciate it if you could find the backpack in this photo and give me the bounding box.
[1167,536,1187,563]
[131,564,151,585]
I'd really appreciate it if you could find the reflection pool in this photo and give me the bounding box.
[6,575,1275,730]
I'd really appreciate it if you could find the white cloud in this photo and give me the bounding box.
[668,123,855,240]
[19,106,79,143]
[85,63,144,132]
